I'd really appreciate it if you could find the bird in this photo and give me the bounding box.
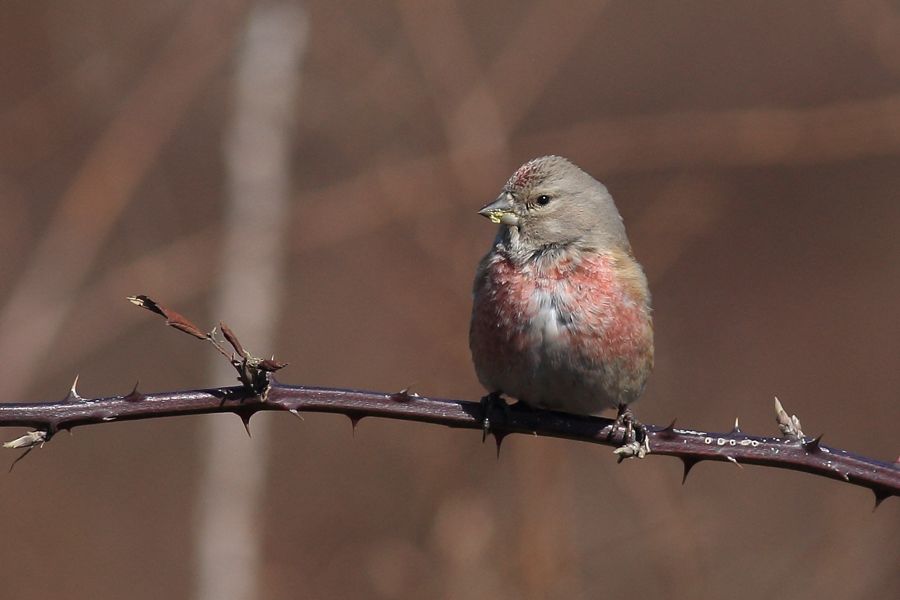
[469,155,654,450]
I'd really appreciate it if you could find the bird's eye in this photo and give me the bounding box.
[536,194,551,206]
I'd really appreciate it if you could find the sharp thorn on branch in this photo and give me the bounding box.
[348,413,363,436]
[124,381,145,402]
[725,455,743,469]
[658,419,677,437]
[237,411,253,438]
[873,489,891,511]
[681,458,699,484]
[802,434,824,453]
[64,375,82,403]
[493,431,506,459]
[391,388,412,403]
[731,417,741,434]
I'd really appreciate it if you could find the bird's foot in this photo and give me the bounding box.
[610,405,650,462]
[480,392,509,442]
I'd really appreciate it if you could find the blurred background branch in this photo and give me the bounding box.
[193,3,308,600]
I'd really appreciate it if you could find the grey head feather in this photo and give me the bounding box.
[496,156,629,257]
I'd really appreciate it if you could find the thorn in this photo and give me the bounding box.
[288,408,304,422]
[873,489,891,511]
[347,413,364,436]
[731,417,741,434]
[492,431,506,459]
[236,411,253,438]
[657,419,677,437]
[64,375,82,402]
[124,381,145,402]
[725,455,743,469]
[391,388,412,402]
[802,434,824,453]
[681,458,699,484]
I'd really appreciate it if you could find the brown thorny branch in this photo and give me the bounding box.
[2,296,897,506]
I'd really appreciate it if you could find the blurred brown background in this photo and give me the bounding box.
[1,1,898,599]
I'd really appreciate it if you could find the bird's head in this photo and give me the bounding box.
[478,155,628,253]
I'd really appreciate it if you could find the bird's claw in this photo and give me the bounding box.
[610,405,650,461]
[613,437,651,462]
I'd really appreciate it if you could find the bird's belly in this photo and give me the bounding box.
[517,290,617,412]
[470,254,653,415]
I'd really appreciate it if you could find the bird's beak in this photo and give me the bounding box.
[478,192,519,226]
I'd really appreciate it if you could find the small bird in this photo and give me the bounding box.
[469,156,654,447]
